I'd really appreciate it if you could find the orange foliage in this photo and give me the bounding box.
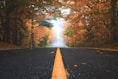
[63,0,111,47]
[36,14,45,20]
[33,26,53,47]
[25,14,53,47]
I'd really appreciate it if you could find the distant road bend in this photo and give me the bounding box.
[0,48,118,79]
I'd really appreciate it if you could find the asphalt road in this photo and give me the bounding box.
[0,48,56,79]
[0,48,118,79]
[61,48,118,79]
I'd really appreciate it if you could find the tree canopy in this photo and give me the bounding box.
[0,0,118,48]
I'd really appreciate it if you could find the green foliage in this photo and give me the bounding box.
[13,0,25,7]
[19,0,26,5]
[23,38,31,47]
[94,9,99,14]
[5,0,25,11]
[49,0,53,4]
[65,28,72,36]
[95,0,99,3]
[0,2,5,13]
[54,16,60,19]
[39,35,48,47]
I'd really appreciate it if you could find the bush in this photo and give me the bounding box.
[39,35,48,47]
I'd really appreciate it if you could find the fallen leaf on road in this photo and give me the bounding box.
[97,50,103,54]
[73,64,78,67]
[66,69,70,77]
[78,73,81,76]
[99,52,103,54]
[50,51,54,54]
[81,62,87,65]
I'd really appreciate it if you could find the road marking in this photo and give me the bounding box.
[51,48,67,79]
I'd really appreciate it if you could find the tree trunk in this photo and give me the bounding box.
[3,10,10,43]
[111,0,118,41]
[14,8,18,45]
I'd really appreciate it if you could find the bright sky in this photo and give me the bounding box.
[59,6,71,17]
[49,18,66,47]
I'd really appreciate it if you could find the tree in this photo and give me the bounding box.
[110,0,118,41]
[64,0,112,47]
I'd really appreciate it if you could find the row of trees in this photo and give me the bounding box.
[64,0,118,47]
[0,0,60,47]
[0,0,117,47]
[0,0,35,46]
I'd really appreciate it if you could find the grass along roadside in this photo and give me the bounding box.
[92,42,118,51]
[0,42,20,50]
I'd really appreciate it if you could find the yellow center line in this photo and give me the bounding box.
[51,48,67,79]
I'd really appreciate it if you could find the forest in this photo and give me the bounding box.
[0,0,118,48]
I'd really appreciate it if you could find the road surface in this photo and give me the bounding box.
[61,48,118,79]
[0,48,56,79]
[0,48,118,79]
